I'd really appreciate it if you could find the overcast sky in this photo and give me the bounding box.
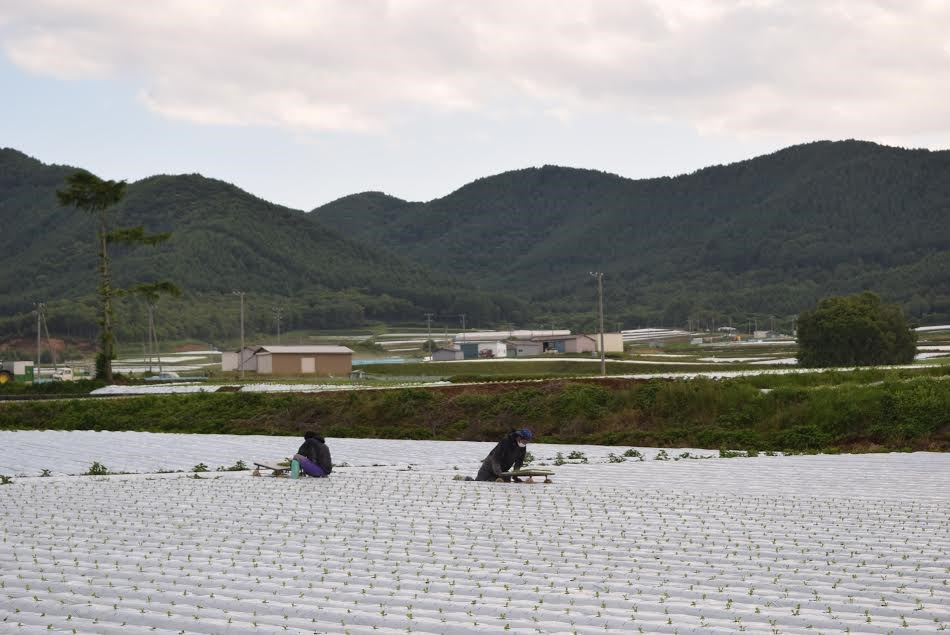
[2,0,949,210]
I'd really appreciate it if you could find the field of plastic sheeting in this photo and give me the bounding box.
[1,436,948,634]
[0,431,721,476]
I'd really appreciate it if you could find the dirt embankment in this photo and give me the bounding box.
[0,336,96,358]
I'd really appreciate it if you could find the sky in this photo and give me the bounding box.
[2,0,949,211]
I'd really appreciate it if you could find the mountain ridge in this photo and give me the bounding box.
[312,140,950,325]
[0,150,526,342]
[2,139,949,346]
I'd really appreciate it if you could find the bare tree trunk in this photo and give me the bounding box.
[98,215,114,383]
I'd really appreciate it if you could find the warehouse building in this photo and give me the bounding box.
[222,345,353,376]
[445,331,607,359]
[431,347,463,361]
[533,333,597,354]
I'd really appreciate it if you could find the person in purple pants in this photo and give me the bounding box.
[293,431,333,477]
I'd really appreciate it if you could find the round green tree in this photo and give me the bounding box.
[796,292,916,367]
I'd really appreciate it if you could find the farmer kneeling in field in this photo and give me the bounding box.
[474,428,533,482]
[294,431,333,477]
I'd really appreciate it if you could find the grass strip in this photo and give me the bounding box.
[2,375,948,453]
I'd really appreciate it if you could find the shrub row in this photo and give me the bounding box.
[1,375,948,453]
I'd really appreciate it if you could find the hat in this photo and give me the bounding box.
[515,428,534,441]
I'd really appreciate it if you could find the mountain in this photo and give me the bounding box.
[312,140,950,326]
[4,139,949,349]
[0,149,526,344]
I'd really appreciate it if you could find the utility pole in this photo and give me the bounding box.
[424,313,434,353]
[459,314,466,341]
[273,306,283,345]
[233,291,245,379]
[589,272,606,376]
[34,302,43,373]
[146,302,155,373]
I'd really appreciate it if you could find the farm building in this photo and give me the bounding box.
[448,330,608,358]
[506,340,543,356]
[533,334,597,354]
[222,345,353,376]
[587,333,625,353]
[221,347,261,373]
[456,339,508,359]
[431,347,463,361]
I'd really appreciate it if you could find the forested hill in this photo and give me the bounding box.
[4,140,949,346]
[0,149,525,343]
[315,191,422,229]
[313,141,950,326]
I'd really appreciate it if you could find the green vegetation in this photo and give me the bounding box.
[797,292,916,367]
[738,365,950,389]
[123,281,182,375]
[314,140,950,328]
[216,460,248,472]
[0,378,106,395]
[0,149,527,346]
[56,170,171,381]
[364,359,781,380]
[2,374,948,452]
[84,461,110,476]
[4,141,950,351]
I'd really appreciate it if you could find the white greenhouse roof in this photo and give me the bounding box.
[256,345,353,354]
[454,330,570,340]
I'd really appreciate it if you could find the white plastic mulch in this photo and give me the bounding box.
[90,381,453,396]
[0,432,947,634]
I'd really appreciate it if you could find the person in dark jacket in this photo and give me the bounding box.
[474,428,533,481]
[294,431,332,477]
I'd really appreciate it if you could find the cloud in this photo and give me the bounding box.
[2,0,949,141]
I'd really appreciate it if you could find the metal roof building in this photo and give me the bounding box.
[223,345,353,376]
